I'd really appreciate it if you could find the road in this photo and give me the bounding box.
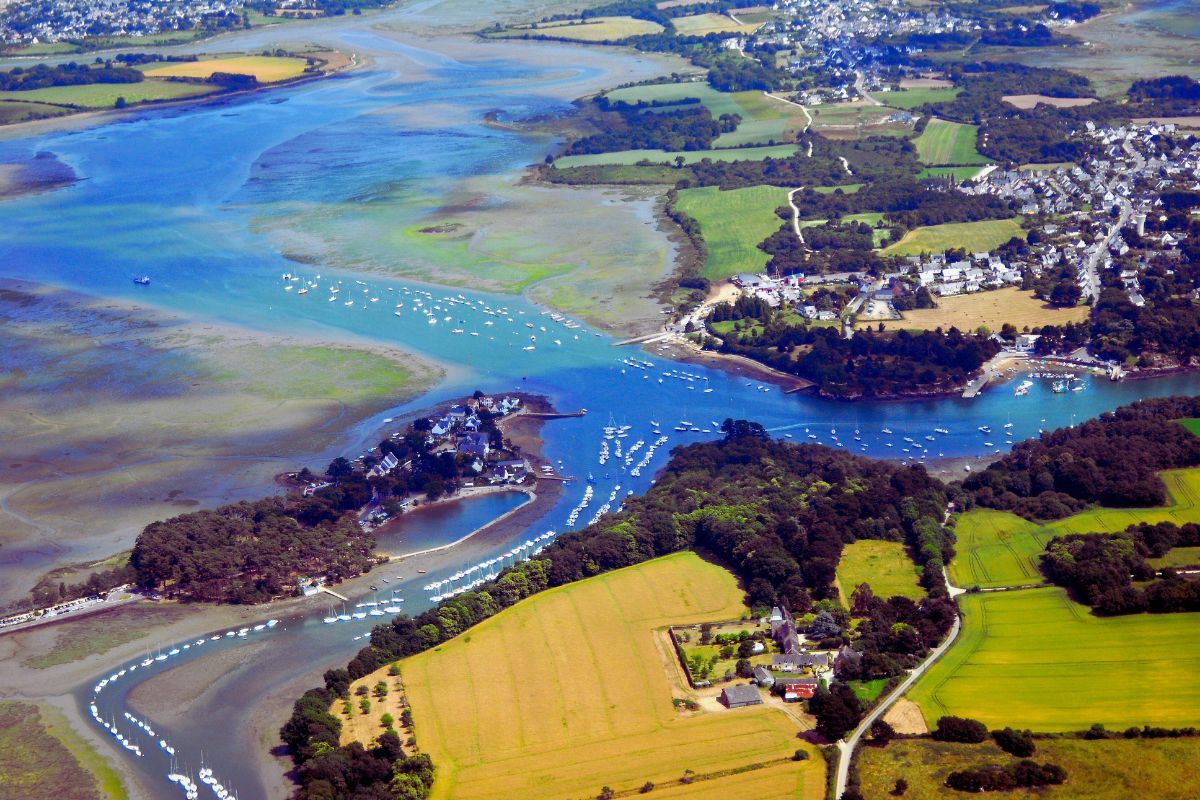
[853,70,882,106]
[832,570,964,799]
[787,187,807,241]
[1079,139,1143,301]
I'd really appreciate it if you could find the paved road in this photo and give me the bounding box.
[832,570,963,798]
[853,70,882,106]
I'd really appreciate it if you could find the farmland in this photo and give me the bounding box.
[808,100,909,138]
[674,185,790,281]
[601,84,809,147]
[860,737,1200,800]
[0,99,73,124]
[399,552,824,800]
[492,16,664,41]
[141,55,310,82]
[916,165,986,182]
[835,540,924,602]
[671,13,762,36]
[880,86,961,109]
[913,119,992,165]
[869,285,1087,334]
[554,144,798,168]
[0,80,217,108]
[949,468,1200,589]
[906,586,1200,730]
[880,217,1024,257]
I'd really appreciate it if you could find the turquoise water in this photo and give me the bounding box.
[8,17,1195,800]
[373,490,528,555]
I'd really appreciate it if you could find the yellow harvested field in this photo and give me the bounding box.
[1002,94,1097,109]
[401,553,823,800]
[142,55,309,83]
[866,287,1090,332]
[335,664,408,749]
[672,12,762,35]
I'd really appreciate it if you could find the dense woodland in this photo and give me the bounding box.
[704,317,1000,398]
[564,104,728,155]
[963,397,1200,518]
[130,485,376,603]
[1041,522,1200,614]
[283,424,959,797]
[0,61,143,90]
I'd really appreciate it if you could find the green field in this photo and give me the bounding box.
[907,587,1200,730]
[881,217,1023,256]
[917,166,987,182]
[602,84,808,147]
[400,552,824,800]
[836,540,924,602]
[914,118,992,165]
[950,469,1200,589]
[0,80,217,109]
[555,144,798,168]
[880,86,962,109]
[860,737,1200,800]
[674,185,790,281]
[496,15,664,41]
[671,12,762,36]
[1177,417,1200,436]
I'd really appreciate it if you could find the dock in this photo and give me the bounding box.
[612,332,672,347]
[962,372,991,399]
[318,586,348,602]
[522,410,586,419]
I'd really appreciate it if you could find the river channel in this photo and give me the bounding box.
[4,7,1200,798]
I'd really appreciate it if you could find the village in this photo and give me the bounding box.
[703,120,1199,357]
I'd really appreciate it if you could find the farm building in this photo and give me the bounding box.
[753,665,775,687]
[779,677,819,702]
[720,684,763,709]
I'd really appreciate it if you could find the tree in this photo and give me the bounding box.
[114,96,126,109]
[872,719,896,745]
[640,781,655,793]
[735,658,754,678]
[892,777,909,796]
[327,457,353,478]
[992,727,1036,757]
[808,610,841,639]
[737,639,756,659]
[381,712,395,729]
[598,787,615,800]
[359,698,371,715]
[809,683,863,740]
[932,715,988,743]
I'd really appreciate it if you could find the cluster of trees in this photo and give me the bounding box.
[708,324,1000,399]
[1126,75,1200,116]
[963,397,1200,518]
[801,220,877,251]
[945,761,1067,792]
[0,62,143,91]
[1040,522,1200,614]
[788,176,1016,229]
[129,485,376,603]
[563,105,725,155]
[1045,1,1101,21]
[283,425,960,792]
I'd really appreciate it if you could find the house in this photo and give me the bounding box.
[834,645,863,677]
[771,654,801,672]
[720,684,763,709]
[779,677,819,701]
[753,665,775,687]
[457,432,491,459]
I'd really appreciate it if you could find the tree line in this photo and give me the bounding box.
[0,62,143,91]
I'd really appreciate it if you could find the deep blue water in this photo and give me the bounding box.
[2,20,1195,800]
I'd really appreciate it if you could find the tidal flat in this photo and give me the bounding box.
[0,280,443,607]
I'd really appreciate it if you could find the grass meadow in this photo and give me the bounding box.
[0,99,74,124]
[602,84,809,147]
[141,55,309,82]
[870,286,1088,334]
[554,143,797,168]
[0,80,217,108]
[400,552,823,800]
[879,86,961,109]
[880,217,1024,257]
[674,185,790,281]
[835,540,924,602]
[496,16,665,41]
[949,468,1200,589]
[907,586,1200,730]
[671,12,762,35]
[913,119,992,165]
[917,165,987,182]
[860,737,1200,800]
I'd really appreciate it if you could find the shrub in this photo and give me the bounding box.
[992,727,1036,757]
[933,715,988,743]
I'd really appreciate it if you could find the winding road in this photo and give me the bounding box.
[832,569,964,798]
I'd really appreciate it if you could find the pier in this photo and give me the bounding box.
[318,586,349,602]
[612,332,672,347]
[962,372,991,399]
[521,410,587,419]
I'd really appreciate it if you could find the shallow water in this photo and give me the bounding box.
[373,490,529,555]
[0,10,1196,800]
